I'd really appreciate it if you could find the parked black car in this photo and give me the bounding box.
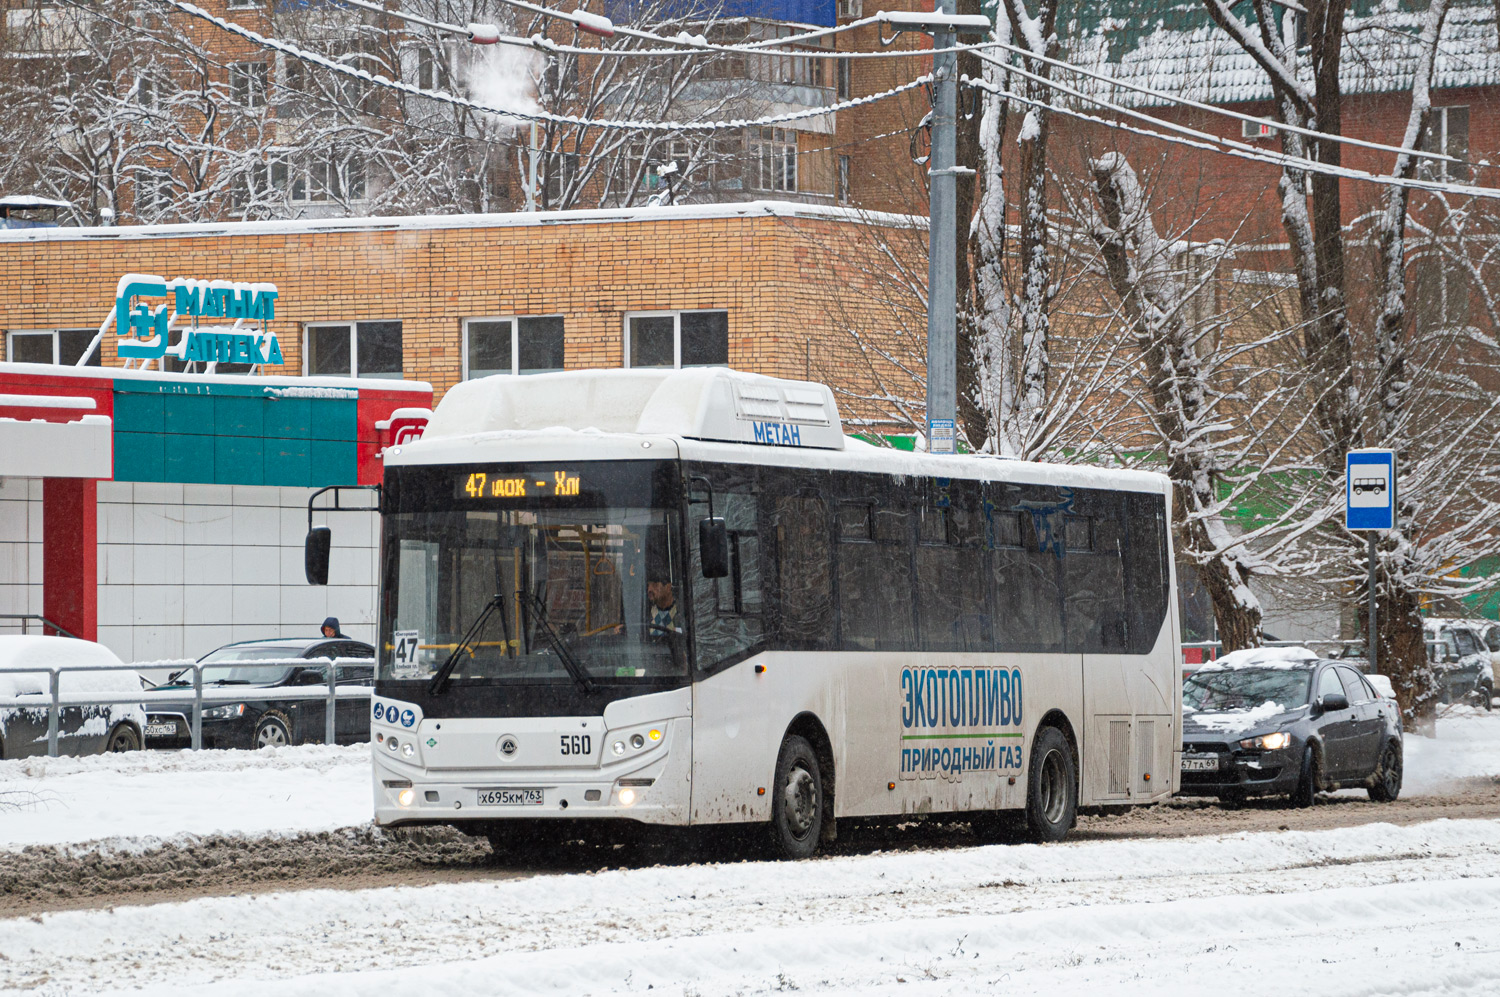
[1179,651,1403,805]
[144,637,374,750]
[1425,620,1494,709]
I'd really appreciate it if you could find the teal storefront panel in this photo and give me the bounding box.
[163,434,217,483]
[113,393,164,435]
[163,394,216,436]
[110,380,364,487]
[216,395,265,438]
[310,439,357,485]
[215,435,266,486]
[266,397,312,439]
[307,399,357,442]
[265,438,312,487]
[113,431,165,482]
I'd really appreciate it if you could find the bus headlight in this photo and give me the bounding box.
[618,788,636,806]
[648,729,662,742]
[630,734,644,749]
[612,740,625,756]
[397,788,415,807]
[402,743,416,758]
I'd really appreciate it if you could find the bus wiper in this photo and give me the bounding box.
[429,593,506,695]
[522,591,597,695]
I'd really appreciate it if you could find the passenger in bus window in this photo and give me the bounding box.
[647,577,680,632]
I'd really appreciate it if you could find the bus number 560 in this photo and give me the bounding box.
[560,735,592,756]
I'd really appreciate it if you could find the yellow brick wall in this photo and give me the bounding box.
[0,209,929,428]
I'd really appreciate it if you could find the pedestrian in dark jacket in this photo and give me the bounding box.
[321,617,347,639]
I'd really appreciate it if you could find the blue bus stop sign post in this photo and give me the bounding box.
[1346,449,1396,675]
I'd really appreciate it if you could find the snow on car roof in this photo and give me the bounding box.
[1195,646,1320,672]
[0,636,139,697]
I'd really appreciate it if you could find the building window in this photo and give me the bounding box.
[229,61,268,108]
[837,154,850,203]
[463,316,566,378]
[304,321,403,378]
[227,0,259,7]
[836,57,851,100]
[624,311,729,369]
[133,171,171,219]
[1419,106,1469,181]
[136,73,162,111]
[416,47,440,90]
[749,127,797,192]
[4,329,101,366]
[271,152,366,203]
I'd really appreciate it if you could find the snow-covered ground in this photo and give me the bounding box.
[0,744,369,851]
[3,817,1499,995]
[4,715,1500,994]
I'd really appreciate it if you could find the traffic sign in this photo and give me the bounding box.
[1345,449,1396,531]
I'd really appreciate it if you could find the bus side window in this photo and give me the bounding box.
[991,483,1064,653]
[689,488,764,668]
[916,478,989,652]
[772,494,833,648]
[1123,493,1170,654]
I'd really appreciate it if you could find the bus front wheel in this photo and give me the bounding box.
[1025,726,1077,843]
[769,735,824,860]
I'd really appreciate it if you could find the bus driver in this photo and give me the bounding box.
[646,577,679,632]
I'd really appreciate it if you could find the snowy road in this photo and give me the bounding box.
[4,816,1500,995]
[4,711,1500,994]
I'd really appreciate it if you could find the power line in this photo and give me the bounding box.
[154,0,931,132]
[968,51,1500,203]
[333,0,990,61]
[986,38,1470,171]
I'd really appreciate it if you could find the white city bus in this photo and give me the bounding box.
[354,368,1180,857]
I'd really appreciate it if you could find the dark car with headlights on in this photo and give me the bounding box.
[1179,649,1403,806]
[144,637,374,750]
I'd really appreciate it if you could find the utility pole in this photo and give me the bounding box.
[926,0,958,455]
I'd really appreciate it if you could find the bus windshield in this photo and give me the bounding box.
[379,462,687,686]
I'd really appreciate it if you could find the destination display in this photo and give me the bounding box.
[456,469,583,500]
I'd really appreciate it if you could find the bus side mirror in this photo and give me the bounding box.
[305,526,331,586]
[699,518,729,579]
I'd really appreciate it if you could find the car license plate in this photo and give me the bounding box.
[1181,754,1220,772]
[477,788,544,806]
[145,722,179,737]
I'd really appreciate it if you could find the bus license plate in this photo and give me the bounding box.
[477,788,544,806]
[1181,754,1220,772]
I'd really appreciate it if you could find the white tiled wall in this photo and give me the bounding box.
[0,478,379,663]
[0,477,44,628]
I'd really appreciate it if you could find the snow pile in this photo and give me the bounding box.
[1198,645,1320,671]
[0,636,141,697]
[0,743,370,850]
[1404,708,1500,795]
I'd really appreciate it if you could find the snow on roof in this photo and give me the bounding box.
[0,195,72,210]
[1197,645,1320,672]
[1069,0,1499,106]
[0,636,139,697]
[0,199,926,245]
[420,367,848,450]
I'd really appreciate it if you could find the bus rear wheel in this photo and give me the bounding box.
[1025,726,1077,843]
[769,735,824,860]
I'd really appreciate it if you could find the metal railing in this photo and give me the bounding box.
[0,614,81,640]
[0,657,374,757]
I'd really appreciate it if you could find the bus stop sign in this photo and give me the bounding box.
[1346,449,1396,531]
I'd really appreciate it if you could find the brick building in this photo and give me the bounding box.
[0,199,925,661]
